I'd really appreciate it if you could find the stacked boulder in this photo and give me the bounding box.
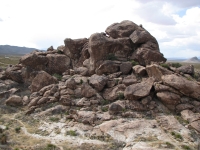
[1,20,200,133]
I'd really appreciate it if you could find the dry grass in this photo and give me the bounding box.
[0,55,21,68]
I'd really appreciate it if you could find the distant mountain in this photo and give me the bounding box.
[0,45,38,55]
[184,56,200,63]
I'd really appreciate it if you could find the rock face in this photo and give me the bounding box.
[89,74,108,91]
[162,74,200,100]
[124,77,154,100]
[30,71,58,92]
[5,95,22,106]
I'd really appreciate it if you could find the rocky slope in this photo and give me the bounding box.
[0,20,200,150]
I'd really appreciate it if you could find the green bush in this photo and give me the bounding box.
[165,142,174,148]
[53,73,62,81]
[171,63,182,68]
[44,143,56,150]
[171,131,183,141]
[49,117,60,122]
[80,79,83,84]
[130,60,139,66]
[101,106,108,112]
[181,145,191,150]
[15,127,21,133]
[118,93,125,99]
[57,50,64,54]
[66,130,77,136]
[160,63,169,69]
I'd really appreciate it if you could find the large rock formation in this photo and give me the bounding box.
[0,20,200,150]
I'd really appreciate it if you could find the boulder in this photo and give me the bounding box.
[65,78,76,90]
[76,97,90,107]
[96,60,119,75]
[154,83,182,95]
[132,65,147,76]
[103,84,126,101]
[20,53,48,70]
[162,74,200,100]
[64,38,88,67]
[22,96,30,105]
[64,38,88,59]
[146,64,172,82]
[181,110,200,123]
[124,77,154,100]
[105,20,138,39]
[77,111,96,125]
[130,28,159,51]
[176,104,194,112]
[89,74,108,91]
[177,65,194,75]
[5,95,22,106]
[46,54,71,74]
[156,92,181,105]
[120,62,132,75]
[131,48,166,66]
[30,71,58,92]
[60,95,71,106]
[28,97,41,108]
[81,83,96,98]
[191,120,200,133]
[88,33,133,74]
[128,100,146,111]
[74,67,89,76]
[109,100,125,115]
[122,75,138,86]
[5,65,23,83]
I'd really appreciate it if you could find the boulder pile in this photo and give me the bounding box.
[1,20,200,135]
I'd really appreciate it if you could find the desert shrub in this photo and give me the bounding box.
[80,79,83,84]
[57,50,64,54]
[15,127,21,133]
[66,130,77,136]
[118,93,125,99]
[171,131,183,141]
[165,142,174,148]
[49,117,60,122]
[171,62,182,68]
[44,143,56,150]
[160,63,169,69]
[130,60,139,66]
[181,145,191,150]
[101,106,108,112]
[53,73,62,81]
[101,99,109,105]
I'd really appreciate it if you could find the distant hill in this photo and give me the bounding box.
[0,45,38,55]
[184,56,200,63]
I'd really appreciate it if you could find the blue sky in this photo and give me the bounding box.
[0,0,200,58]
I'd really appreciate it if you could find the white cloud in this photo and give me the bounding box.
[0,0,199,58]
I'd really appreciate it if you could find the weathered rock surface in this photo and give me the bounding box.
[146,64,172,81]
[157,92,181,105]
[30,71,58,92]
[124,77,154,100]
[105,20,138,39]
[177,65,194,75]
[89,74,108,91]
[162,74,200,100]
[103,84,126,101]
[5,95,22,106]
[132,65,146,76]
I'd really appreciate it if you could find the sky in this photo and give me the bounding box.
[0,0,200,58]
